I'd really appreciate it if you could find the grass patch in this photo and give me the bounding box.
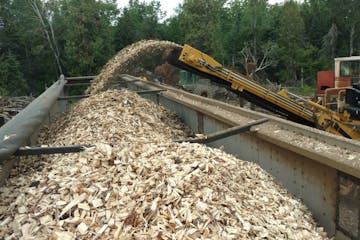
[289,85,315,97]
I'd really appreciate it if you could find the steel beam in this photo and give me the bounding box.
[65,83,91,87]
[176,118,268,143]
[58,95,90,100]
[14,145,93,156]
[65,76,96,81]
[136,89,166,95]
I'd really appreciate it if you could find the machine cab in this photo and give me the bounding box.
[334,57,360,118]
[316,57,360,118]
[335,56,360,88]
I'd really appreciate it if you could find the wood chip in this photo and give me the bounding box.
[97,224,108,236]
[59,193,87,219]
[0,43,329,239]
[0,217,12,226]
[91,198,103,208]
[18,206,27,214]
[53,231,74,240]
[77,222,88,235]
[78,202,90,211]
[56,200,67,206]
[39,215,52,225]
[87,40,180,94]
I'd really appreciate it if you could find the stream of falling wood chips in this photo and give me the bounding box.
[0,40,329,239]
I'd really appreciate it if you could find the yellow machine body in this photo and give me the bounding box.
[169,44,360,140]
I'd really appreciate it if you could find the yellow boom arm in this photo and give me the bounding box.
[166,44,360,140]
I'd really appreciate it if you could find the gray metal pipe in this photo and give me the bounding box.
[0,75,65,161]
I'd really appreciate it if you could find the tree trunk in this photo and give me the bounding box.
[349,24,355,56]
[28,0,62,75]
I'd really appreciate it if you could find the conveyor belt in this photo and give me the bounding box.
[166,47,315,127]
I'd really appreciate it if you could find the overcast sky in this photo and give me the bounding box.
[117,0,300,18]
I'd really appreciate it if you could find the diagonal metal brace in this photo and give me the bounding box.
[58,95,90,100]
[136,89,166,95]
[65,82,92,87]
[175,118,269,144]
[14,145,94,156]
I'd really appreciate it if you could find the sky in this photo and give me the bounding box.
[117,0,299,18]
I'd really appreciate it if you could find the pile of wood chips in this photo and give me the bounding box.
[87,40,180,95]
[0,89,328,239]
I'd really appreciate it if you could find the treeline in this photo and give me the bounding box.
[0,0,359,95]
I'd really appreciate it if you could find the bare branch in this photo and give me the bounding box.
[255,44,276,72]
[27,0,62,75]
[240,42,276,75]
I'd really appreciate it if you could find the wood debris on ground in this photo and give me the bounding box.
[0,96,34,126]
[87,40,181,95]
[0,89,329,239]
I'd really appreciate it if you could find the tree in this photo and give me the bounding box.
[0,52,27,96]
[238,0,277,76]
[301,0,331,49]
[4,0,360,95]
[162,14,185,44]
[241,42,277,76]
[328,0,360,56]
[239,0,271,61]
[178,0,227,56]
[28,0,63,75]
[320,23,338,69]
[276,1,306,84]
[54,0,119,76]
[0,0,59,94]
[115,0,165,50]
[223,0,244,68]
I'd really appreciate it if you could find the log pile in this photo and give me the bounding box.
[0,96,34,126]
[87,40,181,94]
[0,89,328,239]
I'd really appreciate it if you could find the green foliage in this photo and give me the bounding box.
[297,43,320,86]
[2,0,360,96]
[115,0,165,50]
[56,0,119,76]
[239,0,273,58]
[0,0,59,94]
[320,23,338,70]
[291,85,315,97]
[177,0,227,55]
[162,15,185,44]
[328,0,360,56]
[0,52,27,96]
[301,0,331,48]
[276,1,306,84]
[222,0,244,67]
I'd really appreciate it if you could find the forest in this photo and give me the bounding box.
[0,0,359,96]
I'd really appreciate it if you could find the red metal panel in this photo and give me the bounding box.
[335,77,351,88]
[317,71,335,94]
